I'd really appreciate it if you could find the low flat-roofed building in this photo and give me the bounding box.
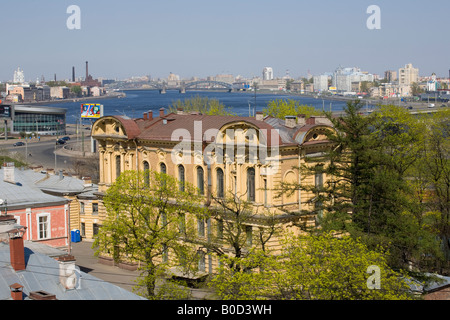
[6,104,66,136]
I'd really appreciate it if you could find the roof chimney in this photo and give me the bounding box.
[3,162,15,184]
[306,117,316,125]
[159,108,165,118]
[255,111,264,121]
[9,283,24,300]
[29,290,57,300]
[148,110,153,120]
[285,116,297,128]
[143,112,148,120]
[58,255,79,290]
[297,114,306,126]
[82,176,92,186]
[8,227,27,272]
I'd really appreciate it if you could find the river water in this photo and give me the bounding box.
[46,90,366,124]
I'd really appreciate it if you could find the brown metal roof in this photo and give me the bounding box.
[109,113,333,148]
[131,113,284,146]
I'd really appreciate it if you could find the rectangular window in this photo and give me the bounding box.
[81,222,86,237]
[263,179,268,206]
[245,226,253,246]
[315,172,323,189]
[92,203,99,215]
[38,215,50,240]
[179,213,186,235]
[247,168,256,202]
[217,169,224,198]
[217,219,224,240]
[115,155,121,179]
[198,251,206,272]
[80,202,85,215]
[198,218,205,237]
[93,223,100,236]
[162,244,168,263]
[178,165,185,192]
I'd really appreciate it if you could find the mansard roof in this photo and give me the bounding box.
[96,112,333,148]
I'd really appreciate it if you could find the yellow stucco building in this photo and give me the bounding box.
[89,108,335,271]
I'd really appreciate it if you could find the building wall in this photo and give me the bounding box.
[10,204,69,249]
[399,63,419,86]
[90,115,333,271]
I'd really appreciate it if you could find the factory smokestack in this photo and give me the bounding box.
[85,61,89,80]
[72,66,75,82]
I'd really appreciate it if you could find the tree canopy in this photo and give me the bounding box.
[209,232,415,300]
[93,169,208,299]
[262,99,323,119]
[169,95,234,116]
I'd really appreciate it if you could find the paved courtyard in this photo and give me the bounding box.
[70,240,141,294]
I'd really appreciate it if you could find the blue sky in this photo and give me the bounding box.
[1,0,448,81]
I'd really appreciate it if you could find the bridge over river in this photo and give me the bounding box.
[125,80,241,94]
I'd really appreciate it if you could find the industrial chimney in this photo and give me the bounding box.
[72,66,75,82]
[85,61,89,80]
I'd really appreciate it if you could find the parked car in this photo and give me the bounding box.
[13,141,25,147]
[61,136,71,141]
[56,139,66,145]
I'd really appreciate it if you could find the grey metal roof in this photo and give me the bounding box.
[0,242,146,300]
[0,168,98,206]
[0,168,69,209]
[13,105,67,115]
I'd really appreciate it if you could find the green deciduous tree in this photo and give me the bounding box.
[169,95,234,116]
[93,170,207,299]
[262,99,322,119]
[200,191,280,273]
[409,109,450,272]
[209,233,415,300]
[282,100,445,273]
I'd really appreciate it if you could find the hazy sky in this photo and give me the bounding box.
[1,0,448,81]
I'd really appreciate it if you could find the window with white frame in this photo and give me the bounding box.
[37,213,50,240]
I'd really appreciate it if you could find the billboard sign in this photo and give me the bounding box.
[81,103,102,118]
[0,105,11,119]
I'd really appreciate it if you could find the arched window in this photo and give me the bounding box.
[197,166,205,195]
[217,168,224,198]
[160,162,167,174]
[143,161,150,186]
[178,165,185,192]
[115,155,121,179]
[247,167,255,201]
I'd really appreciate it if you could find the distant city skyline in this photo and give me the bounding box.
[1,0,449,82]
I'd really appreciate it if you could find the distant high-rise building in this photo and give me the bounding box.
[398,63,419,86]
[263,67,274,80]
[313,75,329,92]
[332,66,374,92]
[384,70,398,82]
[13,67,25,84]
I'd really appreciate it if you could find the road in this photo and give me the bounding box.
[0,133,93,172]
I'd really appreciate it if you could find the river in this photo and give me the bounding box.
[44,90,372,124]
